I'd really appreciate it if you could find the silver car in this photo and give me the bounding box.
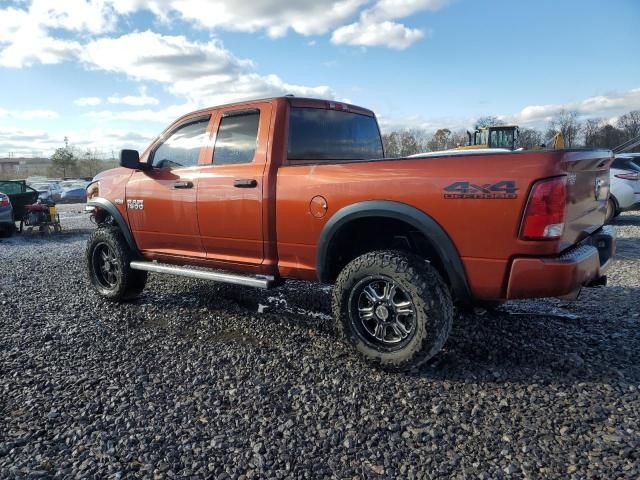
[0,192,15,237]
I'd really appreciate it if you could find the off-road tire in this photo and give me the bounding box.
[333,250,453,371]
[86,227,147,301]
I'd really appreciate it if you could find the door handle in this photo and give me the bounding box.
[234,179,258,188]
[174,181,193,189]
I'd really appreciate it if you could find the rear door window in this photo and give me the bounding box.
[212,111,260,165]
[288,107,383,161]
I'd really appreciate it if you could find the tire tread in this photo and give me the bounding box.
[332,250,453,371]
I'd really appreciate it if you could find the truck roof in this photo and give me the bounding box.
[172,96,376,126]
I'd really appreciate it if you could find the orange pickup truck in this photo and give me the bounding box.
[85,96,616,370]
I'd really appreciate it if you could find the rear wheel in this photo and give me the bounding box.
[86,227,147,301]
[333,250,453,371]
[605,196,619,223]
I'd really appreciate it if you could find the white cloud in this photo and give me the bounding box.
[377,87,640,134]
[513,88,640,126]
[29,0,118,34]
[0,0,116,67]
[332,20,424,49]
[107,87,159,106]
[0,108,59,120]
[0,126,156,157]
[107,0,368,37]
[0,0,452,70]
[331,0,450,48]
[85,103,196,123]
[74,97,102,107]
[80,31,334,108]
[0,29,81,67]
[365,0,453,21]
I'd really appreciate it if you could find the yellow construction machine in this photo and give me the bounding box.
[459,125,565,150]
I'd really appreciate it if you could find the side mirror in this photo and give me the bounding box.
[120,149,143,169]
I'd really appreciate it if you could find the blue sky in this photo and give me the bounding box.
[0,0,638,157]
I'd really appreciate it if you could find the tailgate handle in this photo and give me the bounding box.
[173,181,193,189]
[234,179,258,188]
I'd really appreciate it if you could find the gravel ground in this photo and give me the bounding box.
[1,204,639,479]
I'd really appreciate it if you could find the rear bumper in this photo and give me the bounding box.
[506,225,616,299]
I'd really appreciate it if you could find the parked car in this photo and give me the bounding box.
[0,180,39,221]
[612,153,640,172]
[0,192,15,237]
[59,186,88,203]
[30,182,54,201]
[607,154,640,222]
[85,96,615,371]
[48,182,63,201]
[60,180,89,190]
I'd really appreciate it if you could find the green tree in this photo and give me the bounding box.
[48,137,77,178]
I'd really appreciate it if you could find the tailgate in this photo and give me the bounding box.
[560,149,612,247]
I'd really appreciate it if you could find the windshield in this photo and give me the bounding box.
[288,107,383,161]
[489,128,516,149]
[474,129,488,145]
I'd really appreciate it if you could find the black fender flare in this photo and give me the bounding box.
[316,200,471,302]
[87,198,140,255]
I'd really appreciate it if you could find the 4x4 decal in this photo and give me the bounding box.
[444,180,518,199]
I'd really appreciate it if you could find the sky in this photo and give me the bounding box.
[0,0,638,157]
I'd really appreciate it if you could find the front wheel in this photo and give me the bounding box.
[333,250,453,371]
[86,227,147,301]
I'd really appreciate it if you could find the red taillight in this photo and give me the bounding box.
[0,194,10,208]
[520,176,567,240]
[614,171,639,181]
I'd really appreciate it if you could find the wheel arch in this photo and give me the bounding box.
[87,198,140,255]
[316,200,472,302]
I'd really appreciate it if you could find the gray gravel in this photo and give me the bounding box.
[1,204,639,479]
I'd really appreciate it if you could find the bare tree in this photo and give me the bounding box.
[427,129,451,152]
[398,131,420,157]
[382,130,426,157]
[474,116,505,129]
[599,124,625,149]
[382,132,401,157]
[78,149,105,178]
[445,129,468,149]
[617,110,640,141]
[517,128,543,149]
[548,109,582,147]
[583,118,605,147]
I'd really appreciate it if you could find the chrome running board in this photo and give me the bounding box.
[130,261,275,289]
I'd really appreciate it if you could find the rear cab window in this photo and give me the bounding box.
[287,107,383,162]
